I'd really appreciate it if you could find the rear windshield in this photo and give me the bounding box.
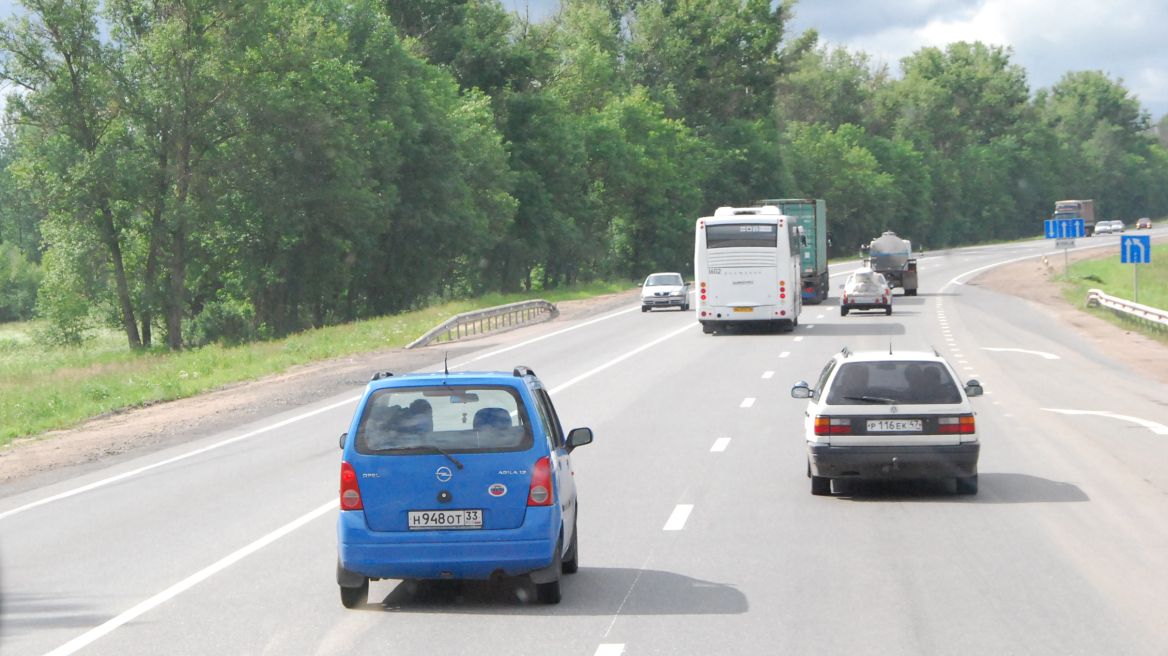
[646,274,683,286]
[825,361,962,405]
[355,385,534,455]
[706,223,778,249]
[849,272,884,293]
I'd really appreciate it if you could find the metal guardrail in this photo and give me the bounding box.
[1085,288,1168,333]
[406,299,559,349]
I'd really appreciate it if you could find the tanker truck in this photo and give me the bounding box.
[862,231,918,296]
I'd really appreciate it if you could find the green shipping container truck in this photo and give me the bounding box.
[756,199,829,304]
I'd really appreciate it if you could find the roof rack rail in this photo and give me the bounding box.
[370,371,393,381]
[513,366,537,378]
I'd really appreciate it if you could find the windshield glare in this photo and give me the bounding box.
[850,272,884,293]
[356,386,533,454]
[646,274,683,286]
[825,361,963,405]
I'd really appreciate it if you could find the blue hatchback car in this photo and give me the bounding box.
[336,366,592,607]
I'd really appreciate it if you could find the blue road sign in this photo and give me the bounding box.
[1045,219,1084,239]
[1121,235,1151,264]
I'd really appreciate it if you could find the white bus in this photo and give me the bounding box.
[695,206,803,334]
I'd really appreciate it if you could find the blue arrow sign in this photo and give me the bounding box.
[1121,235,1151,264]
[1045,219,1084,239]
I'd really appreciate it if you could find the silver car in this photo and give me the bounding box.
[641,273,690,312]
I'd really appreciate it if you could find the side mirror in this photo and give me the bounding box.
[339,432,348,450]
[791,381,812,399]
[964,381,983,397]
[567,427,593,452]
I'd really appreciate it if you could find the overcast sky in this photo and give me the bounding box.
[501,0,1168,120]
[2,0,1162,119]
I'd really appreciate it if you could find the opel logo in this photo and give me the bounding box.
[890,406,899,413]
[436,466,453,482]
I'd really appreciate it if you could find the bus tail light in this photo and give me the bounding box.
[528,457,553,506]
[340,461,363,510]
[814,417,852,435]
[939,416,975,434]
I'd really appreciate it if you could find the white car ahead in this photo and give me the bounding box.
[792,349,983,496]
[641,273,690,312]
[840,268,891,316]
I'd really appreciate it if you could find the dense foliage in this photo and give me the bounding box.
[2,0,1166,349]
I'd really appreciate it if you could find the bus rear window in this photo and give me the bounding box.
[706,224,778,249]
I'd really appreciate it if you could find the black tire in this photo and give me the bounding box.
[811,476,832,496]
[885,306,892,316]
[681,303,690,312]
[956,475,978,495]
[840,307,848,316]
[641,305,649,312]
[906,289,917,297]
[562,521,579,574]
[340,578,369,609]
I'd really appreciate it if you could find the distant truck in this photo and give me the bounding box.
[756,199,829,304]
[1054,199,1095,236]
[862,231,918,296]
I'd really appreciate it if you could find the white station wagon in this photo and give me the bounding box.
[792,349,983,496]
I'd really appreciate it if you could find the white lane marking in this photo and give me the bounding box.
[44,499,339,656]
[454,305,641,368]
[805,325,815,329]
[604,554,652,637]
[780,351,790,358]
[794,336,804,342]
[944,242,1122,289]
[1043,409,1168,435]
[762,371,774,379]
[711,438,731,452]
[0,396,360,523]
[964,367,974,370]
[982,347,1060,360]
[741,398,755,408]
[816,314,824,319]
[958,360,968,363]
[549,323,697,395]
[595,645,626,656]
[663,504,694,530]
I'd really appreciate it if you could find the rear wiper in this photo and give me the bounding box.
[382,445,464,469]
[843,395,897,404]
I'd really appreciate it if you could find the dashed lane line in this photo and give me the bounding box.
[711,438,731,452]
[794,336,804,342]
[762,371,774,379]
[595,645,626,656]
[741,398,756,408]
[780,351,790,358]
[663,505,695,530]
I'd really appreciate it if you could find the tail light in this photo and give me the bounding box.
[340,461,363,510]
[814,417,852,435]
[939,415,976,434]
[528,457,553,506]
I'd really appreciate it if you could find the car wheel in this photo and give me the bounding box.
[955,475,978,495]
[682,303,690,311]
[641,305,649,312]
[885,306,892,316]
[906,289,917,296]
[811,476,831,496]
[562,520,579,574]
[840,307,849,316]
[340,578,369,609]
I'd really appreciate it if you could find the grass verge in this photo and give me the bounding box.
[0,281,632,444]
[1058,242,1168,344]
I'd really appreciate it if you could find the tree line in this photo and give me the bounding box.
[1,0,1166,349]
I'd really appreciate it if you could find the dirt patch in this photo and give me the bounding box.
[969,238,1168,387]
[0,288,639,497]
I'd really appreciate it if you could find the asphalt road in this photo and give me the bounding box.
[4,228,1168,656]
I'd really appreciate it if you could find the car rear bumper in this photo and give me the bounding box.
[843,301,889,310]
[337,507,558,580]
[808,442,979,479]
[699,306,788,321]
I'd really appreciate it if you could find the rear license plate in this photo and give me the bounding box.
[408,509,483,530]
[733,307,754,313]
[867,419,922,432]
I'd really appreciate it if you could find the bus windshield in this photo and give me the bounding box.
[706,223,778,249]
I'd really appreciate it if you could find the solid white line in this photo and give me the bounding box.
[762,371,774,379]
[44,499,339,656]
[453,305,641,369]
[663,504,694,530]
[548,323,697,395]
[711,438,731,452]
[740,398,755,408]
[982,347,1060,360]
[0,396,360,522]
[595,645,626,656]
[780,351,790,358]
[1043,409,1168,435]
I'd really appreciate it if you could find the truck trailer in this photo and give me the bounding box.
[863,231,918,296]
[1053,199,1095,236]
[756,199,829,304]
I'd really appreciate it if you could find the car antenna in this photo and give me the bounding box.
[444,351,449,377]
[889,338,893,355]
